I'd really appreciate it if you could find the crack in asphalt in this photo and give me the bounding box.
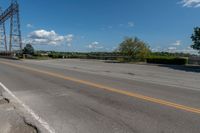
[0,88,38,133]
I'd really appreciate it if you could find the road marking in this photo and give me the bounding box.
[1,60,200,114]
[0,82,56,133]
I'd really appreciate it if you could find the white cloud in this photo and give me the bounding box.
[172,40,181,46]
[65,34,74,47]
[165,46,198,54]
[87,41,104,50]
[180,0,200,7]
[128,22,134,27]
[27,24,34,28]
[176,47,198,54]
[27,29,74,46]
[92,41,99,45]
[168,47,177,50]
[151,46,161,52]
[151,45,198,54]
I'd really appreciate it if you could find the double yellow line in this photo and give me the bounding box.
[1,60,200,114]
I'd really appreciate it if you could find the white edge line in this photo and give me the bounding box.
[0,82,56,133]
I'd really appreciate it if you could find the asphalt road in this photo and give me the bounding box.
[0,58,200,133]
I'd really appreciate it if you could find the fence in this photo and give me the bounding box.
[0,52,13,56]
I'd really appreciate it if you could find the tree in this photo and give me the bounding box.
[117,37,150,61]
[191,27,200,54]
[23,44,34,55]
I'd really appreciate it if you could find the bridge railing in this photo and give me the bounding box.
[0,52,13,56]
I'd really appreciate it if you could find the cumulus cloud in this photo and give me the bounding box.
[27,29,74,46]
[172,40,181,46]
[180,0,200,7]
[87,41,104,50]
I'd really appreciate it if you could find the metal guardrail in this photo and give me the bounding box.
[0,52,13,56]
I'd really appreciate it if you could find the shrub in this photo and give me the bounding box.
[48,53,63,58]
[116,57,129,63]
[23,44,34,55]
[146,56,188,65]
[117,37,150,61]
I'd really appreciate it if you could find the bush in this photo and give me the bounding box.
[116,57,132,63]
[23,44,34,55]
[117,37,150,61]
[48,53,63,58]
[146,56,188,65]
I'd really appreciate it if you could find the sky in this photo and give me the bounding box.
[0,0,200,53]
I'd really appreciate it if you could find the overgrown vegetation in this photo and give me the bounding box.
[24,50,191,65]
[150,52,191,57]
[20,35,197,65]
[22,44,34,55]
[116,37,150,61]
[146,56,188,65]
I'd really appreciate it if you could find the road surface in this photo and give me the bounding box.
[0,58,200,133]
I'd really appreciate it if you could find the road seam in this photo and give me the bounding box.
[0,82,56,133]
[1,61,200,115]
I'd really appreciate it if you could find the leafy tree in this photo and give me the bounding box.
[191,27,200,54]
[117,37,150,61]
[23,44,34,55]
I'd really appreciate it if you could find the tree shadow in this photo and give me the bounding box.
[158,64,200,73]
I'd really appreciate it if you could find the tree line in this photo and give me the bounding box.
[21,27,200,64]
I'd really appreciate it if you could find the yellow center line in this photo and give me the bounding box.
[1,60,200,114]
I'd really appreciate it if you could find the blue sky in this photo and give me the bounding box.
[0,0,200,53]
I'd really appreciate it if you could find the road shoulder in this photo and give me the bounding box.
[0,87,38,133]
